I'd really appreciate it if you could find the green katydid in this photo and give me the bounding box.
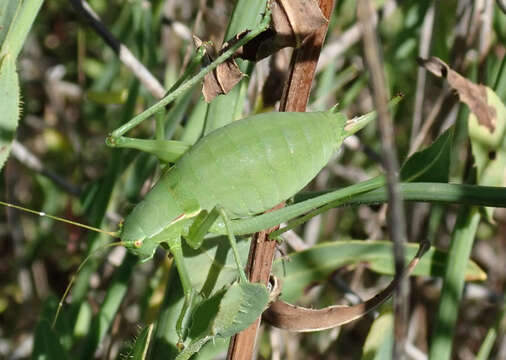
[0,2,396,350]
[5,14,391,347]
[0,102,390,342]
[106,103,388,338]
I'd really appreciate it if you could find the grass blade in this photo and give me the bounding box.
[429,207,481,360]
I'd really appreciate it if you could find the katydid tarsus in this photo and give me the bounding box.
[0,3,398,348]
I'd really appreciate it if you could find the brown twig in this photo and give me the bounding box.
[69,0,165,99]
[226,0,335,358]
[357,1,409,359]
[409,3,435,148]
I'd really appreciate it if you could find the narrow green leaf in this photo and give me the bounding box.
[73,301,92,338]
[400,127,453,183]
[0,53,19,170]
[429,207,481,360]
[362,311,394,360]
[203,0,268,134]
[0,0,43,59]
[151,266,186,360]
[0,0,19,46]
[476,301,505,360]
[32,320,68,360]
[181,97,208,144]
[272,240,485,303]
[79,253,138,360]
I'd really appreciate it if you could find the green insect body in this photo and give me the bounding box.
[121,110,347,259]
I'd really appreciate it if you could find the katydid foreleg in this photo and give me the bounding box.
[105,6,272,150]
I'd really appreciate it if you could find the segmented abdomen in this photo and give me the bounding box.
[163,111,345,217]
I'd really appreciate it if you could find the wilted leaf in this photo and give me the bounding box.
[419,57,497,132]
[275,0,328,45]
[200,0,327,100]
[196,36,243,102]
[239,0,328,61]
[419,56,506,220]
[272,240,485,303]
[263,244,425,332]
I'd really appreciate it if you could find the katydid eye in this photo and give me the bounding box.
[134,239,143,248]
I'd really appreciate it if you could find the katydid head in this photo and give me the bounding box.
[119,212,157,261]
[119,180,185,261]
[120,231,157,262]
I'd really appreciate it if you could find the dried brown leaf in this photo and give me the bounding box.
[264,242,428,331]
[194,36,244,102]
[275,0,328,46]
[418,56,497,132]
[199,0,327,101]
[236,0,328,61]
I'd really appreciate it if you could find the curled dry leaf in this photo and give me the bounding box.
[418,56,497,132]
[419,56,506,221]
[263,242,428,332]
[240,0,328,61]
[200,0,327,101]
[195,36,244,102]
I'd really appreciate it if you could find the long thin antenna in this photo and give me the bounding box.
[0,200,119,237]
[51,240,125,328]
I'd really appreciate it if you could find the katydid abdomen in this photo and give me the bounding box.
[121,110,347,258]
[171,111,345,216]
